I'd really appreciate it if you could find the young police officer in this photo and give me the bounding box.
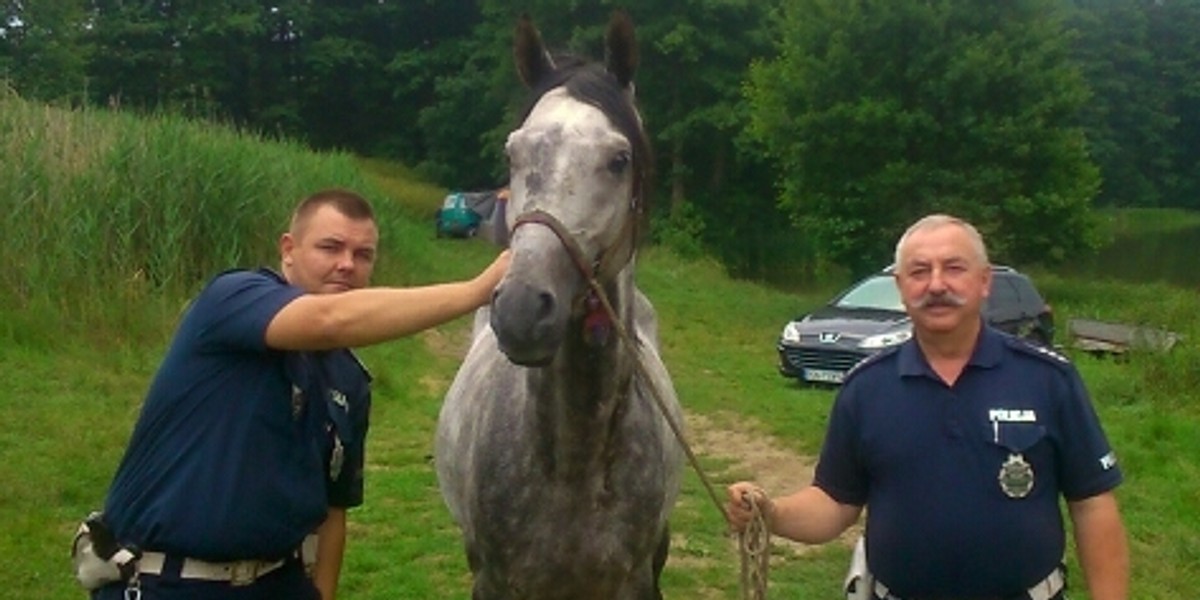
[726,214,1129,600]
[86,189,509,599]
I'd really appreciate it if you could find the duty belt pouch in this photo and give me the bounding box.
[71,511,140,590]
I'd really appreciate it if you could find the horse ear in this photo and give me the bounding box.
[605,10,638,89]
[514,14,556,88]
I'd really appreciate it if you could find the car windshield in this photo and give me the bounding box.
[442,194,464,209]
[834,275,904,311]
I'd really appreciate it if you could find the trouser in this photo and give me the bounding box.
[91,556,319,600]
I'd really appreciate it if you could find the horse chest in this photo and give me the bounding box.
[476,498,663,599]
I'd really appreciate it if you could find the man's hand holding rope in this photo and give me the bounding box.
[725,483,773,534]
[727,483,773,600]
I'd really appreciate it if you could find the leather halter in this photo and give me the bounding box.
[510,204,639,286]
[510,205,639,347]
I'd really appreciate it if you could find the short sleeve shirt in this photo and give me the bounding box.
[102,269,372,561]
[814,325,1122,597]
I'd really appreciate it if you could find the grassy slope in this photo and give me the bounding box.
[3,99,1198,598]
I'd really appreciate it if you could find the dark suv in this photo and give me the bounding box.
[777,265,1054,385]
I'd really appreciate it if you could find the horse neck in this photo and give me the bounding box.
[529,265,638,448]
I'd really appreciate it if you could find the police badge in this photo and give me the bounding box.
[998,453,1034,498]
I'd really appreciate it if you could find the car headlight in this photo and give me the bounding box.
[859,329,912,349]
[780,321,802,344]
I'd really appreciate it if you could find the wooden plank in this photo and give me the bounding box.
[1067,318,1181,353]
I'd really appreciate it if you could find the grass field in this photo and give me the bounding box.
[3,93,1198,598]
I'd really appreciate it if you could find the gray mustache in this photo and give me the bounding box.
[913,292,967,308]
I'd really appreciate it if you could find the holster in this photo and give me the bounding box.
[844,535,874,600]
[71,511,140,590]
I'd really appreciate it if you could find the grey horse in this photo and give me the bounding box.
[435,11,684,600]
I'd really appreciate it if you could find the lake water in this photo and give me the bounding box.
[1056,224,1200,288]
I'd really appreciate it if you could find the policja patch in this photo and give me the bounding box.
[998,453,1034,498]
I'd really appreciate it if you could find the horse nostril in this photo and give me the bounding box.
[537,291,556,320]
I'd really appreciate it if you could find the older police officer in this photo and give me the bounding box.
[85,189,509,600]
[726,214,1128,599]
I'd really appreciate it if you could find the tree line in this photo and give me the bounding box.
[3,0,1198,280]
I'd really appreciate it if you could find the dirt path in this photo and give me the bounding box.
[677,411,862,552]
[683,411,816,515]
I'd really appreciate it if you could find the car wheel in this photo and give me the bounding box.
[466,226,478,238]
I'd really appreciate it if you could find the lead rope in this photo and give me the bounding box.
[582,274,771,600]
[740,494,770,600]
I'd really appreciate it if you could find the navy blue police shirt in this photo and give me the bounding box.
[814,324,1122,598]
[102,268,371,562]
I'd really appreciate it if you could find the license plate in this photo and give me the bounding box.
[803,368,845,384]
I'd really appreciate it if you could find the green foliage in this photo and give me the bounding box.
[415,48,510,188]
[651,201,708,259]
[297,1,419,156]
[628,0,774,208]
[747,0,1102,275]
[1068,0,1200,209]
[0,0,91,104]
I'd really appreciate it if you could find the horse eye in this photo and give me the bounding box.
[607,151,631,175]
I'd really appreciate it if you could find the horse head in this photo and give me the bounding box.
[491,11,652,366]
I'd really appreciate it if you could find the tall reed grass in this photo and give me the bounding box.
[0,90,394,342]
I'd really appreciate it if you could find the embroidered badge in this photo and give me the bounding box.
[999,453,1034,498]
[1099,451,1118,470]
[329,389,348,412]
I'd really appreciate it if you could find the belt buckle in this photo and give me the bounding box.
[229,560,259,586]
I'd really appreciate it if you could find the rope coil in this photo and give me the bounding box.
[739,494,771,600]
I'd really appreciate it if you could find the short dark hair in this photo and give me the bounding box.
[290,188,375,234]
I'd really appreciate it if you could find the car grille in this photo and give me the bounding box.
[782,347,872,373]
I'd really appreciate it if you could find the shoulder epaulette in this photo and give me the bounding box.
[843,345,901,383]
[1006,336,1072,368]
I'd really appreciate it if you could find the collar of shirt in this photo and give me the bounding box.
[897,321,1005,380]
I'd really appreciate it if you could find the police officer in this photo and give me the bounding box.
[89,189,510,599]
[726,214,1129,599]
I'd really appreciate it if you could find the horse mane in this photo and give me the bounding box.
[517,56,655,216]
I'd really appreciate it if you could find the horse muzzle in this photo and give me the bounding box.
[490,277,568,366]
